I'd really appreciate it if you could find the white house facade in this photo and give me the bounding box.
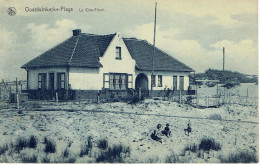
[21,29,194,100]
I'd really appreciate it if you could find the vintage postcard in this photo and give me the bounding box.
[0,0,258,163]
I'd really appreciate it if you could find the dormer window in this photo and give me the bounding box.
[116,47,121,60]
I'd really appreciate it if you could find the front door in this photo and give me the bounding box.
[49,73,54,90]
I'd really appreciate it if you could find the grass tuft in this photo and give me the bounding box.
[41,156,50,163]
[165,152,179,163]
[79,144,90,157]
[208,114,222,120]
[220,150,258,163]
[96,143,131,163]
[63,147,70,158]
[28,135,37,148]
[44,137,56,153]
[21,154,38,163]
[199,137,221,151]
[97,139,108,150]
[15,137,29,153]
[0,144,8,155]
[183,143,198,153]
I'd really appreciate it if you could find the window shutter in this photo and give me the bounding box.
[128,74,133,88]
[104,73,109,88]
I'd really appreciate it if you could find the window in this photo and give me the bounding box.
[38,73,47,90]
[107,73,128,90]
[151,75,156,87]
[179,76,184,90]
[158,75,162,87]
[173,76,178,90]
[116,47,121,60]
[57,72,65,90]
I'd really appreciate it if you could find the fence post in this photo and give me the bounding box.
[56,92,58,104]
[97,95,100,104]
[17,93,19,109]
[246,88,248,104]
[196,83,198,107]
[179,90,181,104]
[206,96,209,108]
[16,78,19,109]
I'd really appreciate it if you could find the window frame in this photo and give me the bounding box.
[105,73,129,90]
[38,73,47,90]
[57,72,66,90]
[115,47,122,60]
[158,75,163,87]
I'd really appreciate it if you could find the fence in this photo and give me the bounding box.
[0,80,27,101]
[189,92,258,108]
[167,88,258,108]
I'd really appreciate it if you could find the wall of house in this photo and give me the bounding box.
[68,33,136,90]
[69,67,101,90]
[135,70,190,90]
[99,32,136,88]
[27,67,68,90]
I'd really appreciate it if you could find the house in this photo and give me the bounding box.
[21,29,194,100]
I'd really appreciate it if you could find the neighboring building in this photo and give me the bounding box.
[21,29,194,100]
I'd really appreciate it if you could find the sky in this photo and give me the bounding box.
[0,0,258,81]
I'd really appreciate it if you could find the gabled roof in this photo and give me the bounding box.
[21,31,194,72]
[21,33,116,69]
[123,38,194,72]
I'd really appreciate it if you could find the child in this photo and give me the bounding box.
[162,123,171,138]
[151,124,163,143]
[184,123,192,136]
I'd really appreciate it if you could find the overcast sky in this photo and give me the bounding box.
[0,0,258,81]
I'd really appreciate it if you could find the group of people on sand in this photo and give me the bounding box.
[151,123,192,143]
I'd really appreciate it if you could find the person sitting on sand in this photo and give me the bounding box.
[162,123,171,138]
[184,123,192,136]
[151,124,163,143]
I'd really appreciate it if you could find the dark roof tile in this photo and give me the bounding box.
[123,38,194,72]
[21,32,193,72]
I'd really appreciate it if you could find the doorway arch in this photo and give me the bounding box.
[135,73,148,91]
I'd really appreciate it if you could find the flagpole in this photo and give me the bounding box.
[151,2,157,97]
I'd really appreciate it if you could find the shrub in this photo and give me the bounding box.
[208,114,222,120]
[199,137,221,151]
[28,135,37,148]
[165,152,179,163]
[0,144,8,155]
[21,154,38,163]
[97,139,108,150]
[186,96,193,105]
[44,137,56,153]
[128,96,141,104]
[220,150,257,163]
[96,144,131,163]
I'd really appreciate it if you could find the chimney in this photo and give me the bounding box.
[73,29,81,36]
